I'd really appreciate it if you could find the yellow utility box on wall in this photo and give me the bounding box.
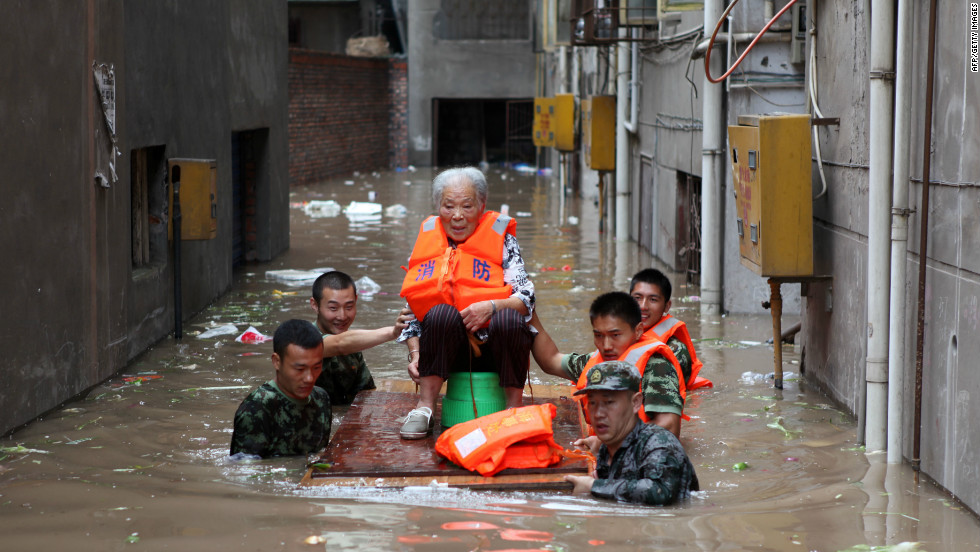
[728,114,812,276]
[582,95,616,171]
[532,97,556,148]
[553,94,576,152]
[169,158,217,240]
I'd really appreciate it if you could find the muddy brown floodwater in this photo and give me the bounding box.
[2,168,978,551]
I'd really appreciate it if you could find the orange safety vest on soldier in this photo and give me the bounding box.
[435,403,564,476]
[641,314,713,390]
[400,211,516,323]
[575,338,688,425]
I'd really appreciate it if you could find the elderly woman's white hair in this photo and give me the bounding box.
[431,167,489,208]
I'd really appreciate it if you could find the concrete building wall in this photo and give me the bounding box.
[407,0,536,166]
[799,0,980,513]
[288,50,407,185]
[0,0,289,435]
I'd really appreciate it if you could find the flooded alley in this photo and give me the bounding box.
[1,168,977,551]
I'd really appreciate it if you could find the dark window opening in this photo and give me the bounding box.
[677,171,701,286]
[232,129,268,267]
[131,145,168,270]
[433,99,535,167]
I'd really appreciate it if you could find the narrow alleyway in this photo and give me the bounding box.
[1,168,976,551]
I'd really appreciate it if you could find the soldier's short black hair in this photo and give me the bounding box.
[311,270,356,303]
[629,268,672,302]
[589,291,642,329]
[273,319,323,357]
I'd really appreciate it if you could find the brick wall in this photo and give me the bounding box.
[288,48,408,185]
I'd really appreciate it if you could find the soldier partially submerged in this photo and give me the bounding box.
[230,319,331,458]
[565,361,699,506]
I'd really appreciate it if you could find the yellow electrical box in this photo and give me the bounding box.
[168,158,217,240]
[553,93,576,152]
[533,97,556,148]
[582,95,616,171]
[728,114,812,276]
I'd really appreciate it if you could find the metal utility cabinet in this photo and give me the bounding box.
[728,114,815,389]
[168,158,217,240]
[728,114,812,277]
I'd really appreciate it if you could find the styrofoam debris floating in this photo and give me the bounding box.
[303,200,341,218]
[345,201,382,215]
[265,269,321,285]
[385,204,408,217]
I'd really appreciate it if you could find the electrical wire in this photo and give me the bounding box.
[808,25,829,199]
[704,0,800,84]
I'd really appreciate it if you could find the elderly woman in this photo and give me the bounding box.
[397,167,535,439]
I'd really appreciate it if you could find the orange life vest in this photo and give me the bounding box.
[641,314,712,390]
[575,338,688,424]
[400,211,516,323]
[435,403,564,476]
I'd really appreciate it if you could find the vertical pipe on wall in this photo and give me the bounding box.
[887,0,913,464]
[864,0,896,453]
[615,28,630,240]
[913,0,939,475]
[700,0,724,315]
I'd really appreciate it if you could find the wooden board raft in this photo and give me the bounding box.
[299,379,590,490]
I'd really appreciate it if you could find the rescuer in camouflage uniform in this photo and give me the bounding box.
[230,319,331,458]
[310,271,412,405]
[529,292,686,437]
[565,361,699,506]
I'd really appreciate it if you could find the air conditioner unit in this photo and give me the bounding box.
[571,0,619,45]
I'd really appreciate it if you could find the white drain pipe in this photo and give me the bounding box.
[886,0,913,464]
[865,0,896,453]
[700,0,724,314]
[615,28,631,239]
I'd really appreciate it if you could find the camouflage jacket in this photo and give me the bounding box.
[591,417,699,506]
[230,381,331,458]
[562,343,685,417]
[315,351,376,406]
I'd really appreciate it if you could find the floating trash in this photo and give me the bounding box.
[568,215,579,225]
[515,211,533,217]
[732,462,749,471]
[236,326,271,344]
[197,324,239,339]
[302,200,341,218]
[355,276,381,295]
[345,201,382,215]
[265,269,320,286]
[384,204,408,217]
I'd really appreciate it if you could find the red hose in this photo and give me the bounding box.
[705,0,800,84]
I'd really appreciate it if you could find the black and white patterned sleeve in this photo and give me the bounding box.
[501,233,535,318]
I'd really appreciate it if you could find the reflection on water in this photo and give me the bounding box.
[1,168,977,551]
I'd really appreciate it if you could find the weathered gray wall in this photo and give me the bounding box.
[0,0,289,435]
[407,0,536,166]
[800,0,980,513]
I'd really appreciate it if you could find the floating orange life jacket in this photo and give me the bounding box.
[641,314,713,390]
[435,403,564,476]
[400,211,515,323]
[575,338,688,425]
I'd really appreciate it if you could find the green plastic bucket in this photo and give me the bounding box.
[441,372,507,427]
